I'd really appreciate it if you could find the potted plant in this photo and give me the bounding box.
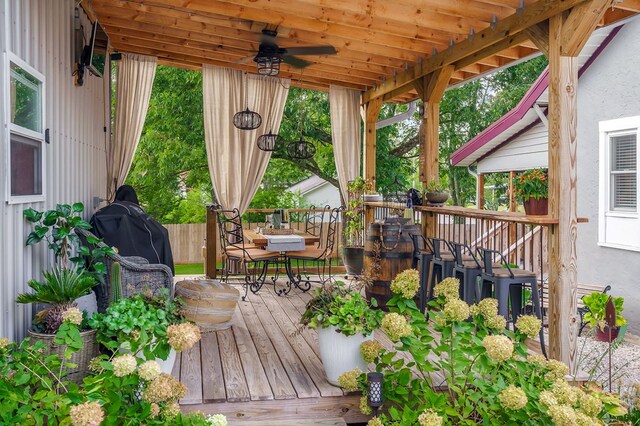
[300,281,383,385]
[342,177,373,275]
[514,168,548,215]
[16,267,99,382]
[582,292,626,342]
[89,289,199,374]
[424,180,449,205]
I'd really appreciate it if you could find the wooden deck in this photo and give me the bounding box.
[174,282,370,424]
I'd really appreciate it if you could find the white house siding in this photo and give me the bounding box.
[576,19,640,333]
[477,122,548,173]
[0,0,108,340]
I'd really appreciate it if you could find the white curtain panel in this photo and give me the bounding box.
[107,53,157,200]
[202,66,290,214]
[329,85,363,201]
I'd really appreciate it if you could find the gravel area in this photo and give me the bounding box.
[573,332,640,392]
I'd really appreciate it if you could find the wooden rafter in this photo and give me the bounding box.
[89,0,636,100]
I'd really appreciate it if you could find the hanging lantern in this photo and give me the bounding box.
[257,131,282,152]
[255,54,281,77]
[233,108,262,130]
[287,138,316,160]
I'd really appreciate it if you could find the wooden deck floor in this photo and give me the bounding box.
[174,282,371,424]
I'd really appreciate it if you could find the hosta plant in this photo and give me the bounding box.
[338,275,627,425]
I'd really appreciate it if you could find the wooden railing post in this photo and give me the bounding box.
[477,173,485,210]
[205,206,218,279]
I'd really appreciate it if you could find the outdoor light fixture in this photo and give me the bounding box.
[255,54,281,77]
[367,372,384,416]
[257,131,282,152]
[233,108,262,130]
[287,138,316,160]
[233,72,262,130]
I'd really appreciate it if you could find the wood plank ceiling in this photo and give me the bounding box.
[89,0,638,103]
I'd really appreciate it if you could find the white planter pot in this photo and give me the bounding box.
[317,326,372,386]
[157,348,177,375]
[75,291,98,315]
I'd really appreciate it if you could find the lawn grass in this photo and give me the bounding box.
[174,263,204,275]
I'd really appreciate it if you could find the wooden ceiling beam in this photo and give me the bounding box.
[109,36,379,88]
[362,0,588,103]
[561,0,612,56]
[614,0,640,12]
[93,2,442,64]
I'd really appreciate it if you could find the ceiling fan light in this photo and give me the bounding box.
[255,55,281,76]
[257,131,282,152]
[233,108,262,130]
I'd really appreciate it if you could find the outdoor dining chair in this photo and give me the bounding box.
[287,207,340,290]
[216,207,279,301]
[304,205,330,247]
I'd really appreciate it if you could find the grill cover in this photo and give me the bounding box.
[90,187,174,274]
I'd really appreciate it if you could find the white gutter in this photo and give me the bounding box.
[376,101,417,129]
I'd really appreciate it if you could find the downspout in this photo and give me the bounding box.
[375,101,417,129]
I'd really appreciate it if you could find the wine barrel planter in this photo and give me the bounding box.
[175,279,240,331]
[364,223,421,310]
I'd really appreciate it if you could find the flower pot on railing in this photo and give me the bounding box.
[594,325,620,343]
[523,196,548,215]
[425,191,449,205]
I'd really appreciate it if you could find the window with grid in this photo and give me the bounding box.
[609,133,637,211]
[6,55,45,202]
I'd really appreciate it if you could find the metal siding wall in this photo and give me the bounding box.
[1,0,107,340]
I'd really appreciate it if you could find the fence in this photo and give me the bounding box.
[165,223,206,264]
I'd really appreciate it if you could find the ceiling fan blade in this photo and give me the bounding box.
[283,46,337,56]
[282,55,312,68]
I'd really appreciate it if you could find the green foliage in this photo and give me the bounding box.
[17,267,96,306]
[425,180,447,193]
[89,291,184,361]
[300,282,383,337]
[109,262,122,304]
[343,177,372,247]
[583,292,626,328]
[514,168,549,201]
[351,277,627,425]
[24,203,91,267]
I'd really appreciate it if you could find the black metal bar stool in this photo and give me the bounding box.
[451,242,483,305]
[425,237,457,299]
[478,248,547,357]
[410,234,433,313]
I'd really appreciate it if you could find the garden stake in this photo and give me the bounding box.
[605,296,616,392]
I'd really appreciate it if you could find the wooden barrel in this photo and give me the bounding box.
[364,223,421,310]
[175,279,240,331]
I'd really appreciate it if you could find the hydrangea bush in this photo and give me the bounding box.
[337,273,627,425]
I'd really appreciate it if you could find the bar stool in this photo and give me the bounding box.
[478,248,547,357]
[451,243,483,305]
[425,237,456,298]
[410,234,433,313]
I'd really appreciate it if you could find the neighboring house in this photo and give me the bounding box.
[451,18,640,331]
[286,175,342,208]
[0,2,109,339]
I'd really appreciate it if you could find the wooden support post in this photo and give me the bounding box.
[364,98,383,188]
[415,65,454,237]
[477,173,485,210]
[205,206,218,279]
[547,14,579,368]
[509,171,518,212]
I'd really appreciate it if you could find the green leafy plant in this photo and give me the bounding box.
[339,275,627,425]
[425,180,447,193]
[583,292,626,330]
[16,267,96,333]
[89,290,184,361]
[300,282,383,336]
[344,177,373,248]
[514,168,548,201]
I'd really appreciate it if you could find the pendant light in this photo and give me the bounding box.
[233,72,262,130]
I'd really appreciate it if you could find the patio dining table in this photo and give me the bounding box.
[243,229,320,295]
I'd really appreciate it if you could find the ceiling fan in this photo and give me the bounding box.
[238,29,337,76]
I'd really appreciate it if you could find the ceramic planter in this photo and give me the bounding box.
[523,196,548,215]
[425,191,449,205]
[317,326,372,386]
[594,325,620,342]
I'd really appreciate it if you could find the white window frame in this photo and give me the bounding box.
[4,51,46,204]
[598,115,640,251]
